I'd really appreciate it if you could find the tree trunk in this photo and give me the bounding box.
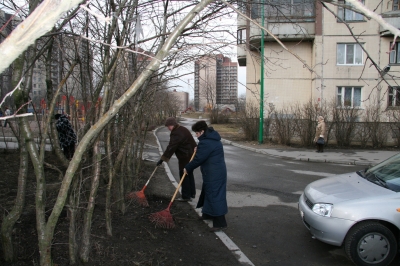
[19,117,53,265]
[105,125,114,236]
[1,36,27,261]
[79,140,101,262]
[68,171,81,265]
[126,136,135,191]
[1,126,28,261]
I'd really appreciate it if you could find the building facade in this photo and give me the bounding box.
[238,0,400,120]
[0,10,21,107]
[171,89,189,112]
[31,36,91,116]
[194,55,238,111]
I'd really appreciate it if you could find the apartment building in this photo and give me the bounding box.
[0,10,21,106]
[238,0,400,119]
[126,47,154,84]
[194,55,238,111]
[171,89,189,112]
[32,36,91,115]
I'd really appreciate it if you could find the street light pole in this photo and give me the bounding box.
[258,0,265,144]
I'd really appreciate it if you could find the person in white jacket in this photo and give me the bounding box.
[314,116,326,153]
[4,107,11,127]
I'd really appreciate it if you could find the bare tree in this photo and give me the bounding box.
[2,1,400,265]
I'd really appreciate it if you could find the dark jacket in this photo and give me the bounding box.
[56,115,77,147]
[184,127,228,217]
[161,124,197,170]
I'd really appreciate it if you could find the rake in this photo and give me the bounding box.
[149,150,196,229]
[126,166,158,207]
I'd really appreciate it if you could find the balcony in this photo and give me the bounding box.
[238,2,315,65]
[249,19,315,51]
[380,10,400,36]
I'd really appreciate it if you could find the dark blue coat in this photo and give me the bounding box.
[185,128,227,217]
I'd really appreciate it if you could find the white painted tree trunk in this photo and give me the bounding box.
[0,0,83,74]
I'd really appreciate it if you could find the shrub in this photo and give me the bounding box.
[237,103,259,141]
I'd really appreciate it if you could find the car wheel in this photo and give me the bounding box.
[344,222,397,266]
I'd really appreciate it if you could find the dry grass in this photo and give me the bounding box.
[210,123,245,141]
[212,122,294,149]
[180,112,209,119]
[181,112,245,141]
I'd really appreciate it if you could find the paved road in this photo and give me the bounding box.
[152,118,400,266]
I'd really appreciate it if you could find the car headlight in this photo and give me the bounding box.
[312,203,333,217]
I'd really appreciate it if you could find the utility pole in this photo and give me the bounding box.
[258,0,265,144]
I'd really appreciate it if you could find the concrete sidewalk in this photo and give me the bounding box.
[1,122,398,167]
[221,139,399,166]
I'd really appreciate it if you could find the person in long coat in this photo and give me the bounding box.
[184,120,228,232]
[157,117,197,201]
[55,113,77,159]
[314,116,326,153]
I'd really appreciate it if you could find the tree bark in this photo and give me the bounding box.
[1,126,28,261]
[79,139,101,262]
[105,126,114,236]
[68,171,81,265]
[19,116,52,265]
[0,0,83,73]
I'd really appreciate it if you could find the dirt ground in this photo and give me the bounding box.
[0,146,241,265]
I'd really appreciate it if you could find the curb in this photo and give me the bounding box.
[0,136,53,144]
[221,139,373,166]
[153,128,255,266]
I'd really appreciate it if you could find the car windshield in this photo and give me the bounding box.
[365,153,400,192]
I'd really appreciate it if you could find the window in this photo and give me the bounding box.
[292,0,314,16]
[388,87,400,107]
[252,0,314,18]
[237,28,246,44]
[238,0,246,13]
[338,0,364,21]
[337,43,363,65]
[394,0,399,10]
[337,86,362,107]
[390,42,400,64]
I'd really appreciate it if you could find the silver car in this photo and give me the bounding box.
[298,153,400,266]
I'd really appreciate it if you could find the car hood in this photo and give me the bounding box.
[305,172,391,204]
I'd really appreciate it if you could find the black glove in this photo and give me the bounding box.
[157,159,163,166]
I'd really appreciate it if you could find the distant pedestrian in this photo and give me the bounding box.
[314,116,326,153]
[4,107,11,127]
[55,114,77,160]
[0,109,3,127]
[184,120,228,232]
[157,117,197,201]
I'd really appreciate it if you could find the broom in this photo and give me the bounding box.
[149,150,196,229]
[126,166,159,207]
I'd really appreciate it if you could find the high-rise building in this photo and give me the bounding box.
[194,55,238,111]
